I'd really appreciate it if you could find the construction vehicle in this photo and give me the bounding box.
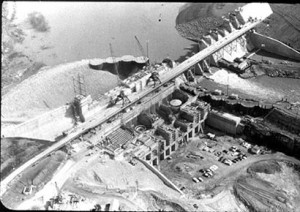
[107,90,131,108]
[146,71,162,88]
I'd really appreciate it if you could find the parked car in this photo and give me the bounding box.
[192,177,200,183]
[230,146,238,152]
[250,146,261,154]
[207,133,216,140]
[210,165,219,171]
[215,151,222,157]
[206,170,213,176]
[203,173,209,178]
[223,159,233,166]
[199,169,206,173]
[198,177,204,182]
[232,152,239,156]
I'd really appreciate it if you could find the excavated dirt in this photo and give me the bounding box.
[234,160,300,211]
[1,150,67,209]
[1,61,118,120]
[247,160,281,174]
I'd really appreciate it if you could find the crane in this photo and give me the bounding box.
[134,36,149,65]
[109,43,121,85]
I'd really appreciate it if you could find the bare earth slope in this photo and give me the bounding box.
[1,60,118,120]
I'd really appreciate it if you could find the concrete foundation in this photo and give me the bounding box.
[206,110,241,135]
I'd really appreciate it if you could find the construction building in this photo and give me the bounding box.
[99,86,211,169]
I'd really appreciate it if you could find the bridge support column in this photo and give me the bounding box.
[197,63,204,75]
[210,32,218,41]
[230,14,241,29]
[222,18,234,33]
[236,9,246,25]
[202,35,212,45]
[217,29,226,37]
[199,39,209,51]
[202,60,211,73]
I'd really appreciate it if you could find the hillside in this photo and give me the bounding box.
[256,4,300,50]
[175,3,300,50]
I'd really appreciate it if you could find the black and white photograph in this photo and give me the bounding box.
[1,2,300,211]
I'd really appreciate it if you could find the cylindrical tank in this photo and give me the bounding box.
[170,99,182,113]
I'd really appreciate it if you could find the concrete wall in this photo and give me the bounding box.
[135,157,184,195]
[206,111,238,135]
[2,105,75,141]
[249,32,300,61]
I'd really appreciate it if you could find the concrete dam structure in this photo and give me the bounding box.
[1,3,275,196]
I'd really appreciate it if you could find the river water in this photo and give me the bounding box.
[10,2,300,102]
[12,2,192,65]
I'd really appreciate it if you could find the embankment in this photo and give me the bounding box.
[1,59,119,120]
[248,32,300,61]
[2,104,75,141]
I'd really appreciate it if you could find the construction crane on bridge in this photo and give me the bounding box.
[134,35,150,65]
[109,43,122,86]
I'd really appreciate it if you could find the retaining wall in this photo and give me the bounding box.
[249,32,300,61]
[206,111,240,135]
[135,157,184,195]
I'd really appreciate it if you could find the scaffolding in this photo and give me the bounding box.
[72,72,87,97]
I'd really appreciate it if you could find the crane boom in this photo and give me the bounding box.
[135,36,150,65]
[134,36,146,59]
[109,43,121,84]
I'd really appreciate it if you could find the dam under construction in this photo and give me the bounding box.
[1,3,300,211]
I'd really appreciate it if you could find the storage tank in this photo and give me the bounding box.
[170,99,182,113]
